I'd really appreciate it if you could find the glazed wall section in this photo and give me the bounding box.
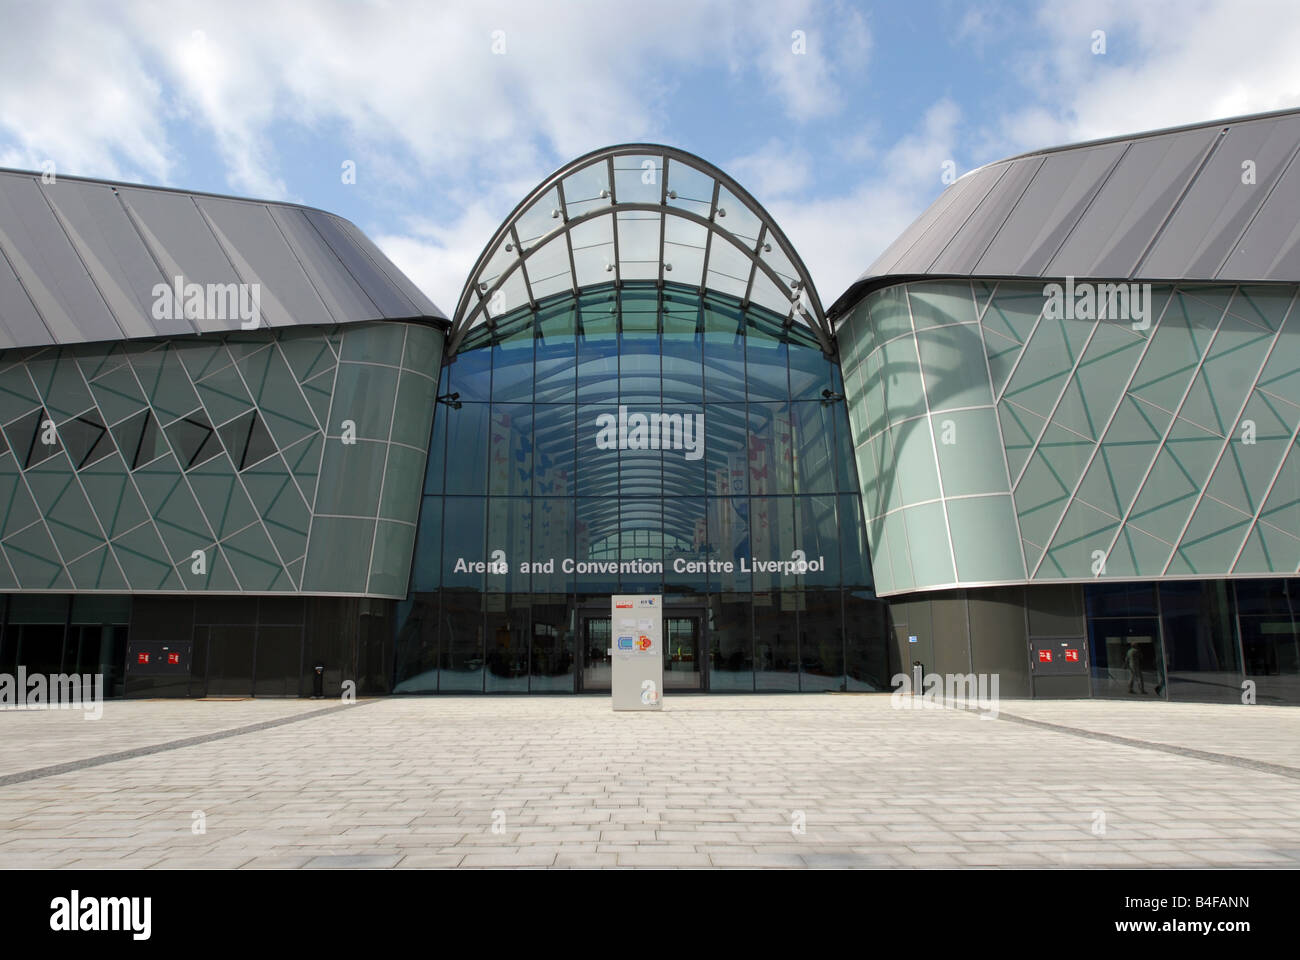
[838,280,1300,595]
[0,321,442,598]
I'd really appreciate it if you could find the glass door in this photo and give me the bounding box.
[664,614,703,690]
[579,615,611,692]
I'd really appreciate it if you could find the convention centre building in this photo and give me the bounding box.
[0,107,1296,703]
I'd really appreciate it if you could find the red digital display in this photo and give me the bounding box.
[1038,649,1053,663]
[1064,649,1079,662]
[137,652,150,664]
[168,652,181,665]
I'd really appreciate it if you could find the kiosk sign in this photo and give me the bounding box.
[611,594,663,712]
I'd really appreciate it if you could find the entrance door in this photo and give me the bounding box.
[663,613,703,690]
[578,615,611,692]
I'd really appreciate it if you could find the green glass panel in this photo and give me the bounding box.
[866,285,911,344]
[87,363,147,426]
[1203,391,1293,514]
[1038,499,1117,579]
[998,400,1044,479]
[903,501,954,586]
[113,525,178,589]
[315,438,384,516]
[1014,423,1094,548]
[1234,524,1300,575]
[983,328,1022,397]
[283,432,323,505]
[1128,289,1222,413]
[391,371,437,450]
[379,443,426,522]
[861,348,886,438]
[881,509,913,593]
[932,407,1009,497]
[278,331,335,383]
[946,495,1025,581]
[220,522,285,591]
[868,518,893,596]
[908,281,977,329]
[1167,508,1252,576]
[286,556,305,588]
[1126,418,1222,543]
[403,325,444,376]
[891,420,942,509]
[341,323,406,365]
[26,351,93,420]
[237,346,318,448]
[369,520,417,597]
[67,544,128,591]
[27,460,105,560]
[1053,322,1145,441]
[171,339,231,382]
[1226,285,1294,332]
[187,458,258,539]
[0,364,39,423]
[134,454,213,561]
[916,323,993,411]
[3,521,69,588]
[195,362,254,426]
[72,342,128,382]
[0,452,40,536]
[1257,440,1300,538]
[301,367,334,431]
[126,345,200,421]
[1001,310,1092,414]
[980,283,1043,346]
[327,362,397,442]
[1102,524,1172,578]
[1178,321,1273,437]
[302,516,376,592]
[195,544,240,591]
[879,338,924,426]
[1075,396,1165,518]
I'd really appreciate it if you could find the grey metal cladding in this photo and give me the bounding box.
[42,179,175,340]
[929,156,1044,275]
[0,175,122,343]
[0,168,446,350]
[329,215,441,318]
[302,209,421,319]
[0,245,48,349]
[832,108,1300,318]
[1231,148,1300,279]
[1047,129,1218,279]
[197,196,336,329]
[1140,115,1300,278]
[974,142,1126,276]
[889,163,1006,274]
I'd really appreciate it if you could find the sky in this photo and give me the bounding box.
[2,0,1298,316]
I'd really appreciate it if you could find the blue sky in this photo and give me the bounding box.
[2,0,1297,313]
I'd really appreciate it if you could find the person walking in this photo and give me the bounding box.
[1125,640,1146,695]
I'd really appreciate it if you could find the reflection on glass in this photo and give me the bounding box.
[398,282,887,694]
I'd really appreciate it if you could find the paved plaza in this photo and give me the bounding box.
[1,694,1298,868]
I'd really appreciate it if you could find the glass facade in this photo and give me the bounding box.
[0,322,442,597]
[839,279,1300,595]
[394,281,890,693]
[1084,578,1299,704]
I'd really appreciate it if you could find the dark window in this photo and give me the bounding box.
[60,410,113,469]
[217,409,277,470]
[164,410,221,469]
[111,408,168,469]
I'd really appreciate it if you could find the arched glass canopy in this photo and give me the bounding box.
[449,144,831,356]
